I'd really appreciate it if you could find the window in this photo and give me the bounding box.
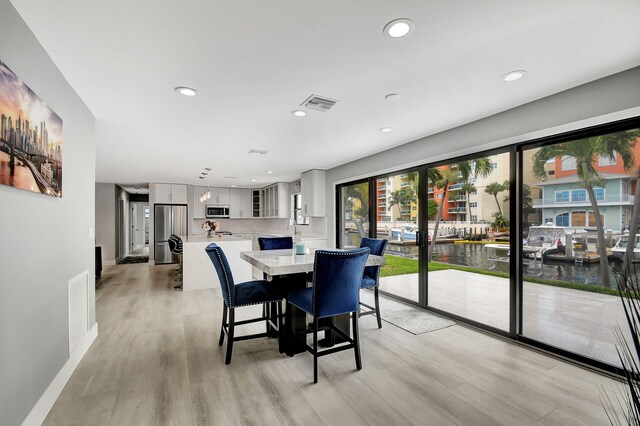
[470,202,478,207]
[471,191,477,195]
[471,215,477,222]
[555,190,570,202]
[594,188,605,201]
[548,170,555,175]
[561,156,577,171]
[571,189,587,202]
[598,151,617,166]
[555,212,569,226]
[437,193,443,199]
[571,211,587,227]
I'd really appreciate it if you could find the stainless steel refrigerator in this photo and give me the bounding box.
[154,204,188,264]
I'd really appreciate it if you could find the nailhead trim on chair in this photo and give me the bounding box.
[212,247,233,307]
[210,245,283,307]
[311,248,371,316]
[234,299,282,308]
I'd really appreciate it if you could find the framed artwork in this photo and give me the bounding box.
[0,59,63,197]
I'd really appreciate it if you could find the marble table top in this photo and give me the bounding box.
[240,248,386,276]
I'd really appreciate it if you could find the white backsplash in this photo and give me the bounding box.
[192,217,326,237]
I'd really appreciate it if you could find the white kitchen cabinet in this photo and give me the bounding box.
[300,169,326,217]
[259,183,289,218]
[252,190,260,218]
[301,238,328,249]
[155,183,188,204]
[229,188,252,218]
[210,187,230,205]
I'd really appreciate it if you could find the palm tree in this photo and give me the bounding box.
[388,187,416,221]
[484,182,506,215]
[461,182,476,223]
[429,158,493,261]
[532,132,637,287]
[503,183,536,225]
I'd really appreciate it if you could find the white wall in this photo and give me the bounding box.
[325,67,640,247]
[0,1,96,424]
[95,183,117,263]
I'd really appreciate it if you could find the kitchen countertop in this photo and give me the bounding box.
[189,232,327,240]
[183,234,250,243]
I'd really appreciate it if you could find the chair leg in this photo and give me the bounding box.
[313,316,319,384]
[374,286,382,329]
[352,312,362,370]
[225,308,235,365]
[219,303,227,346]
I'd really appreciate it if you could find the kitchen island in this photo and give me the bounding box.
[182,234,253,291]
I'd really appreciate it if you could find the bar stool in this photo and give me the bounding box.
[169,235,183,290]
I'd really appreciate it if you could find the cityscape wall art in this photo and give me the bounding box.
[0,59,63,197]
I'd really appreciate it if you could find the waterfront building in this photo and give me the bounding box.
[531,140,640,231]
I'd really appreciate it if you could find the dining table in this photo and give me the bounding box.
[239,248,386,356]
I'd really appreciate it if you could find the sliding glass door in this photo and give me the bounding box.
[339,180,369,249]
[335,116,640,373]
[426,152,512,331]
[375,172,421,303]
[520,127,640,366]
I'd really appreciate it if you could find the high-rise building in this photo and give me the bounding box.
[0,114,6,140]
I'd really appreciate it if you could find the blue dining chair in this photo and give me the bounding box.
[288,247,370,383]
[358,238,389,329]
[258,236,293,251]
[205,243,284,364]
[257,236,294,333]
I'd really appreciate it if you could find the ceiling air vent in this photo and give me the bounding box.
[301,95,339,112]
[248,149,269,155]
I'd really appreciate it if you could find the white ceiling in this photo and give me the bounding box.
[11,0,640,188]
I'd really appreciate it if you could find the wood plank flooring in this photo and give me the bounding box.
[44,263,625,425]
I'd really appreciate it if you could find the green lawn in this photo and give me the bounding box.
[381,254,622,297]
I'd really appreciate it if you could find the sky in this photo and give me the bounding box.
[0,60,63,147]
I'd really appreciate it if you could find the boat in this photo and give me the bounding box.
[390,226,417,241]
[612,234,640,262]
[390,225,459,241]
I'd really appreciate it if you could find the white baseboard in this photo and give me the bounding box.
[103,260,116,266]
[21,322,99,426]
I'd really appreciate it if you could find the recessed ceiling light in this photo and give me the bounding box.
[502,70,527,82]
[291,110,306,117]
[380,127,392,133]
[251,179,257,182]
[384,19,414,38]
[175,86,198,96]
[385,93,400,101]
[266,170,273,174]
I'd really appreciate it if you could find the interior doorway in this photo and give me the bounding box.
[130,202,150,256]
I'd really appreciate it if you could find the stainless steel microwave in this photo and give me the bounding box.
[206,205,230,218]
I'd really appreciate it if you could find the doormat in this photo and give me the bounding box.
[117,256,149,264]
[360,290,455,335]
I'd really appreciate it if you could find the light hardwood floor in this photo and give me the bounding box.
[44,263,624,425]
